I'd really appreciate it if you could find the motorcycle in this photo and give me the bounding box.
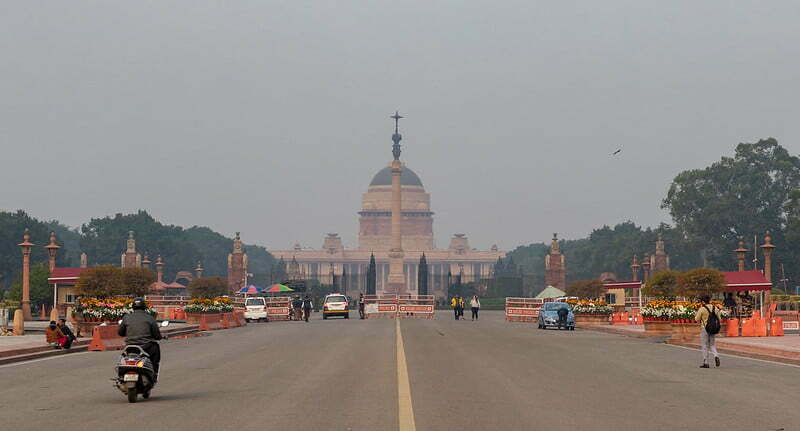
[114,320,169,403]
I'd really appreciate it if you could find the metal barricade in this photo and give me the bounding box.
[265,296,292,321]
[363,295,399,319]
[397,295,435,319]
[505,297,543,322]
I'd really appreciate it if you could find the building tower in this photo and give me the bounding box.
[227,232,248,292]
[121,231,142,268]
[80,252,88,268]
[544,233,566,290]
[141,254,151,271]
[385,111,407,295]
[45,232,60,272]
[195,262,204,279]
[651,234,670,273]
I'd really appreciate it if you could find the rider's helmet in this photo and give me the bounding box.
[132,297,147,310]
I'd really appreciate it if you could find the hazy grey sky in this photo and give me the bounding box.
[2,1,799,251]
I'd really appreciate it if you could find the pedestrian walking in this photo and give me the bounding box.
[695,295,722,368]
[358,293,366,319]
[458,296,466,320]
[470,295,481,321]
[57,318,76,349]
[45,320,66,349]
[451,295,460,320]
[292,295,303,321]
[302,295,313,322]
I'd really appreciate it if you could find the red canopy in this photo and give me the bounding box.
[722,271,772,292]
[47,267,86,285]
[603,280,642,289]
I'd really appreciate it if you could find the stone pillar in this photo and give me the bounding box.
[631,254,640,281]
[227,232,248,292]
[80,253,88,268]
[385,121,407,297]
[18,229,34,321]
[544,233,566,290]
[642,256,651,283]
[735,240,749,272]
[45,232,60,272]
[141,254,151,271]
[652,234,670,273]
[195,262,204,279]
[13,309,24,335]
[760,233,775,283]
[155,255,164,283]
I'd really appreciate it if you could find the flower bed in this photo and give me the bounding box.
[567,299,613,315]
[640,300,730,323]
[184,297,234,314]
[73,297,157,322]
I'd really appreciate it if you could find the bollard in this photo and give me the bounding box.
[39,304,47,320]
[66,306,75,323]
[49,307,59,322]
[13,309,25,335]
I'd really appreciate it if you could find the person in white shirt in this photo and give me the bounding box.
[470,295,481,321]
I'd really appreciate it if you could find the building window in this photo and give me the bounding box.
[65,294,77,304]
[605,293,617,304]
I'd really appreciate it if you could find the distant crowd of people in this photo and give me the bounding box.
[722,291,755,318]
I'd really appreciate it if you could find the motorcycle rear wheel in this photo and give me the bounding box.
[143,389,151,399]
[127,387,138,403]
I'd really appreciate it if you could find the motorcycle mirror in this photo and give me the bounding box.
[160,320,170,327]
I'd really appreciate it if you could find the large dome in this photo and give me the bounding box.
[369,165,424,187]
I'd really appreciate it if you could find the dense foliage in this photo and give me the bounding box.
[643,270,679,299]
[677,268,726,299]
[0,211,68,295]
[4,264,51,309]
[188,277,229,299]
[565,279,605,300]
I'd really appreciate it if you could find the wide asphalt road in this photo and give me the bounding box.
[1,310,797,431]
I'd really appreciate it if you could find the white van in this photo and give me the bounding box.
[244,297,267,322]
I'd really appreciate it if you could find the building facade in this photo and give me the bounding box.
[269,122,504,298]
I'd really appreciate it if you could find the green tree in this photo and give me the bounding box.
[663,138,800,270]
[118,267,156,297]
[0,210,69,292]
[566,279,604,300]
[188,277,228,298]
[6,264,52,309]
[677,268,725,299]
[643,270,679,299]
[75,265,122,298]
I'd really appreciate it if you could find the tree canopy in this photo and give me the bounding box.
[188,277,229,299]
[5,263,51,308]
[643,270,679,299]
[677,268,726,299]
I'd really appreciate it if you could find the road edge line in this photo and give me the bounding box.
[396,319,417,431]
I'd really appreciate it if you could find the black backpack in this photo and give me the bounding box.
[704,305,721,335]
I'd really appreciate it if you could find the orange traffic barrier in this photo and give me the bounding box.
[726,318,739,337]
[769,318,784,336]
[752,310,761,319]
[754,318,767,337]
[741,318,754,336]
[235,310,247,326]
[611,312,630,325]
[221,313,231,329]
[88,324,125,351]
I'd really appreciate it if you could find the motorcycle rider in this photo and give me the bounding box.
[118,297,162,381]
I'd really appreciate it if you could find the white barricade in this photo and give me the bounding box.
[397,295,435,319]
[505,297,543,322]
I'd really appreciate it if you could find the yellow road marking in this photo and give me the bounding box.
[396,319,417,431]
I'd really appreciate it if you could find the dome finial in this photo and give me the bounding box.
[391,111,403,160]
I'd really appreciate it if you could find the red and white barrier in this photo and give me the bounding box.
[505,298,543,323]
[397,295,435,319]
[266,297,292,321]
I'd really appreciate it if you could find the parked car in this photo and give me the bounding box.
[322,294,349,319]
[538,302,575,330]
[244,297,267,322]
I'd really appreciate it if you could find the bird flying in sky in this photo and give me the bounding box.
[612,149,622,156]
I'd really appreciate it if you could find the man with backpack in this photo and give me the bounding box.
[694,295,722,368]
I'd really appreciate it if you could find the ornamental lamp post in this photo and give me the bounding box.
[18,229,35,321]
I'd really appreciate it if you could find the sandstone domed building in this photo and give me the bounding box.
[269,121,504,298]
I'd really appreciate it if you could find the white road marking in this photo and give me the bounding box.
[0,351,92,368]
[396,319,416,431]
